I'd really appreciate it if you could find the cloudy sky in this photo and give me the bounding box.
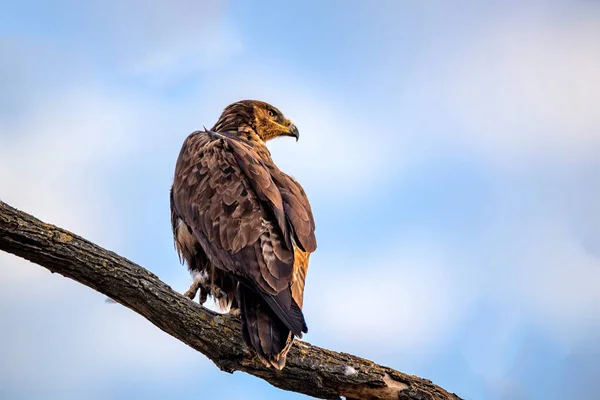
[1,1,600,399]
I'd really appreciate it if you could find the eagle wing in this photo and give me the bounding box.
[270,171,316,309]
[171,130,315,336]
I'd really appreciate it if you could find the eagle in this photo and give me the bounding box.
[170,100,317,369]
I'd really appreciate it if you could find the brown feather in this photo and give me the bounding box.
[170,100,316,369]
[292,247,311,309]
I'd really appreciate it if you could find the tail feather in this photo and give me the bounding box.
[237,277,308,336]
[238,285,298,369]
[260,289,307,337]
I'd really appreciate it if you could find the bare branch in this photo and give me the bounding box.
[0,201,462,400]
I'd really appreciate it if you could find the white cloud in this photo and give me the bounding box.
[127,22,243,83]
[0,87,142,247]
[404,11,600,167]
[304,183,600,365]
[0,268,204,397]
[48,0,240,82]
[305,238,470,360]
[491,217,600,342]
[79,299,202,375]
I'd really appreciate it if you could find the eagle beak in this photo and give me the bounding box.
[288,124,300,142]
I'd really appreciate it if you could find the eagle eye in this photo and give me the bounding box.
[267,109,277,118]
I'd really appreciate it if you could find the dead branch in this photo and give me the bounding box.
[0,201,462,400]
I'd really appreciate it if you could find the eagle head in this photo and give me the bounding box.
[213,100,299,142]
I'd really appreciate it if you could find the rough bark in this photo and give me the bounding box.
[0,201,462,400]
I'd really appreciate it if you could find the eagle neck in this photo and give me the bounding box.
[212,123,273,160]
[236,126,273,160]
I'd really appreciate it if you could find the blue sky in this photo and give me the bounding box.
[1,1,600,399]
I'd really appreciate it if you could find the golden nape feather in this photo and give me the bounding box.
[170,100,316,369]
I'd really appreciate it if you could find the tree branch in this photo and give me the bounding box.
[0,201,462,400]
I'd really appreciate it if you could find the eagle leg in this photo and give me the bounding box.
[183,280,209,305]
[183,280,200,300]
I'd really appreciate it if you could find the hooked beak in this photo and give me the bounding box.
[288,124,300,142]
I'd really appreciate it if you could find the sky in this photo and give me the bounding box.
[1,1,600,399]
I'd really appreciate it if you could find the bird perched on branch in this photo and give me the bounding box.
[170,100,317,369]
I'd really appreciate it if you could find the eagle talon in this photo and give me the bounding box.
[184,280,210,306]
[183,280,201,300]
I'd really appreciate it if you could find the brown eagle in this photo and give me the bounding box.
[170,100,316,369]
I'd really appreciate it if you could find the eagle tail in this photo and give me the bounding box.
[238,285,299,370]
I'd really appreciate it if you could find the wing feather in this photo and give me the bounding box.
[269,171,316,312]
[271,172,317,253]
[171,130,309,335]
